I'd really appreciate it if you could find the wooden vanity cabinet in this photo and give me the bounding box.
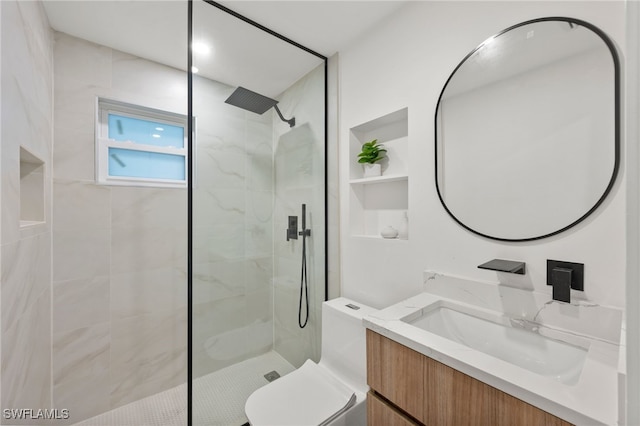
[366,330,574,426]
[368,391,420,426]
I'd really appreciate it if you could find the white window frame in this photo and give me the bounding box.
[96,98,188,188]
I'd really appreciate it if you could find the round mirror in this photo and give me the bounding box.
[435,17,619,241]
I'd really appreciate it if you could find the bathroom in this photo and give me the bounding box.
[1,0,638,425]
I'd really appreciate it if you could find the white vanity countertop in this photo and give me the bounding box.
[363,272,624,426]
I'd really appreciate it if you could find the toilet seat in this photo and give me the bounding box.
[245,359,356,426]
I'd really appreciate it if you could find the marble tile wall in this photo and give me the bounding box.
[2,7,327,423]
[0,1,54,424]
[191,75,275,379]
[52,32,187,422]
[272,65,326,367]
[327,54,341,301]
[53,30,279,421]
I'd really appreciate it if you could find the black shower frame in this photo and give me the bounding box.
[187,2,329,425]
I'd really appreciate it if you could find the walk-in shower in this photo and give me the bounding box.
[189,1,328,425]
[2,1,325,425]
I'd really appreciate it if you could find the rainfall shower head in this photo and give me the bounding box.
[225,86,276,114]
[225,86,295,127]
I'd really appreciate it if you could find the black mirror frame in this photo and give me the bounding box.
[434,16,620,242]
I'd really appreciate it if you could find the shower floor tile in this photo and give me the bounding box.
[193,351,295,426]
[72,351,295,426]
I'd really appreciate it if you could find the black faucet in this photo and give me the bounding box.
[550,267,572,302]
[547,260,584,303]
[477,259,526,275]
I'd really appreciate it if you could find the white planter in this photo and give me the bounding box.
[363,163,381,178]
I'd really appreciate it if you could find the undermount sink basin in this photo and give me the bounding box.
[403,301,589,385]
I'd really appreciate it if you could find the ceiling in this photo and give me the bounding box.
[214,1,406,58]
[42,1,406,98]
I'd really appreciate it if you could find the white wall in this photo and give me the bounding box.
[339,1,626,310]
[625,1,640,424]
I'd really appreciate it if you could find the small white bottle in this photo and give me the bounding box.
[398,211,409,239]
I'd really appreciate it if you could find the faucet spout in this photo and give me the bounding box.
[551,267,572,303]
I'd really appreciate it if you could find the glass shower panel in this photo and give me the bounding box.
[190,2,326,425]
[272,65,326,368]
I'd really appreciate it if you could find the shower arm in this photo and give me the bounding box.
[273,105,296,128]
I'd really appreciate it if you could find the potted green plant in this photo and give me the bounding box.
[358,139,387,178]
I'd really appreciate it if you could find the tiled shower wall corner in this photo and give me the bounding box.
[1,1,54,425]
[272,65,325,368]
[52,32,188,422]
[191,74,275,379]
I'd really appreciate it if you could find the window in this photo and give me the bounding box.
[96,99,188,188]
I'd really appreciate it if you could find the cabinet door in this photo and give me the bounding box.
[424,356,495,426]
[366,330,574,426]
[367,391,421,426]
[366,330,425,422]
[495,392,574,426]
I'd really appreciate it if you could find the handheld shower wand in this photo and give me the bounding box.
[298,204,311,328]
[285,204,311,328]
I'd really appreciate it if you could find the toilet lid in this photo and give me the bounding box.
[245,359,356,426]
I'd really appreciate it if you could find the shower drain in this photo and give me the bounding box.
[263,370,280,382]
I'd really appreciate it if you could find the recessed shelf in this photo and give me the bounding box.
[20,220,45,228]
[349,174,408,185]
[352,234,409,241]
[20,147,45,226]
[349,108,409,239]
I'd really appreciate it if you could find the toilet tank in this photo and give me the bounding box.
[320,297,377,393]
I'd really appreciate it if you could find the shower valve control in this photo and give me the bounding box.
[299,228,311,237]
[287,216,298,241]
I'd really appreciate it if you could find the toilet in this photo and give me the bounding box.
[245,297,377,426]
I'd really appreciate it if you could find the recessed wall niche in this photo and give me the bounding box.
[20,147,45,227]
[349,108,409,239]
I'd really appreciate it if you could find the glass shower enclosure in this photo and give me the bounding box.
[3,1,324,424]
[189,2,327,424]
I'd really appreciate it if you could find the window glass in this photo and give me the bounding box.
[108,148,186,181]
[108,113,184,148]
[97,98,188,188]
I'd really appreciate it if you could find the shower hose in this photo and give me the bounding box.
[298,204,310,329]
[298,229,309,328]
